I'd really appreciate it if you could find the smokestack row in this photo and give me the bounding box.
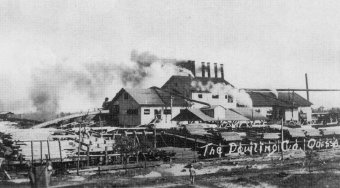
[201,62,224,79]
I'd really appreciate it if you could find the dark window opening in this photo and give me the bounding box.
[225,95,228,99]
[164,109,172,114]
[124,93,129,100]
[154,109,161,115]
[212,95,219,99]
[144,109,150,115]
[228,95,233,103]
[198,94,203,98]
[127,109,138,115]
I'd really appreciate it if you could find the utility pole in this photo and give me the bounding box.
[305,73,310,102]
[281,118,284,164]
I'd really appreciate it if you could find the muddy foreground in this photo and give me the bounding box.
[2,149,340,188]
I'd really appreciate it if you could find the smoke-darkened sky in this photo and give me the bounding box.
[0,0,340,113]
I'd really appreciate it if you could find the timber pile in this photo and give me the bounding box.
[81,136,115,152]
[13,140,77,161]
[2,128,118,163]
[159,147,198,160]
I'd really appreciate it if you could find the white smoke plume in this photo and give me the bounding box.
[120,50,193,87]
[1,50,193,119]
[191,81,253,107]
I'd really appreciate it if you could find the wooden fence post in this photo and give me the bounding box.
[153,129,157,149]
[31,141,34,164]
[47,140,51,160]
[105,146,108,165]
[87,146,90,166]
[58,139,63,163]
[194,137,197,160]
[40,141,43,164]
[218,143,221,158]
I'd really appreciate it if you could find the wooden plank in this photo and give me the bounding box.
[58,139,63,162]
[47,140,51,160]
[31,141,33,162]
[105,146,108,165]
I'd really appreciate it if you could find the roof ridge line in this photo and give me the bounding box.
[152,88,167,106]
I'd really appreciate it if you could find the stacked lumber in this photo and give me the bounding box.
[13,140,77,161]
[159,147,198,159]
[81,137,115,152]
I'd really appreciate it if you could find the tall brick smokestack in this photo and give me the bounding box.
[207,62,211,78]
[214,63,218,78]
[190,60,196,77]
[220,64,224,79]
[201,62,206,77]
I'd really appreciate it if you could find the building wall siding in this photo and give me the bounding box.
[112,91,141,126]
[285,108,299,121]
[140,106,186,125]
[191,93,237,109]
[299,107,312,122]
[253,107,273,118]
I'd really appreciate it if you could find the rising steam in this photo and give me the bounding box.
[120,50,193,87]
[27,50,192,118]
[191,81,253,107]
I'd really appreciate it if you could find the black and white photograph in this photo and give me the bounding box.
[1,0,340,187]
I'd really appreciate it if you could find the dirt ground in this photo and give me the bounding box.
[2,149,340,188]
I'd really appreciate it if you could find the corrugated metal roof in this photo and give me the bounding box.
[172,108,215,122]
[230,108,267,120]
[248,92,312,107]
[223,109,249,121]
[125,88,164,106]
[152,88,189,107]
[278,92,313,107]
[220,132,242,141]
[112,88,188,107]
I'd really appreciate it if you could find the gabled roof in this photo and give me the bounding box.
[151,87,189,107]
[224,109,250,121]
[161,75,233,95]
[278,92,313,107]
[0,111,14,115]
[124,88,164,106]
[230,108,267,120]
[248,92,312,107]
[112,88,189,107]
[171,108,215,122]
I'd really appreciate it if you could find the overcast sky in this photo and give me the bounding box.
[1,0,340,112]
